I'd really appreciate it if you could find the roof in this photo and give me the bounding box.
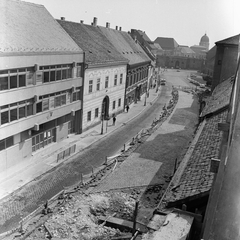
[206,45,216,60]
[200,33,209,43]
[164,109,228,206]
[176,46,195,54]
[216,34,240,46]
[99,27,151,66]
[201,75,234,117]
[154,43,163,50]
[0,0,82,54]
[154,37,179,50]
[57,20,128,65]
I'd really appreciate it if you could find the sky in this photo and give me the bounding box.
[26,0,240,49]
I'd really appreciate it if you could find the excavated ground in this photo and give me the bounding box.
[5,88,203,240]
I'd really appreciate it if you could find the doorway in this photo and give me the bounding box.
[102,96,110,120]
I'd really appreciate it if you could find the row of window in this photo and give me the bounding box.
[0,88,81,126]
[88,74,123,93]
[0,99,34,125]
[0,63,82,91]
[87,98,121,121]
[126,68,148,88]
[0,67,35,91]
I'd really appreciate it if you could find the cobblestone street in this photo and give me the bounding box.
[0,85,171,234]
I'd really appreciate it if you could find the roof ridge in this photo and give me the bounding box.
[15,0,44,8]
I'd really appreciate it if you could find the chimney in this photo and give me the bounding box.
[119,27,122,31]
[106,22,110,28]
[116,26,118,30]
[61,17,65,21]
[93,17,97,26]
[80,20,84,24]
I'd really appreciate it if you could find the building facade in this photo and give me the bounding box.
[58,18,128,132]
[99,24,151,106]
[0,0,84,172]
[211,34,239,90]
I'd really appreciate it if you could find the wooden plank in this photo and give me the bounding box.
[98,216,148,233]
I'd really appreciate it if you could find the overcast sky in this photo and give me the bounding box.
[26,0,240,49]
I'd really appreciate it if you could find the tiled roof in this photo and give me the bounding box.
[201,76,234,117]
[154,37,179,50]
[0,0,82,53]
[216,34,239,46]
[165,110,228,205]
[57,20,128,65]
[177,46,195,54]
[99,27,151,65]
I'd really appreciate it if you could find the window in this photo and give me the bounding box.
[0,136,14,152]
[105,76,109,88]
[1,111,9,125]
[73,87,81,102]
[118,98,121,107]
[41,64,73,83]
[120,74,123,84]
[0,76,8,90]
[10,108,17,122]
[76,63,81,77]
[32,129,55,152]
[10,75,17,89]
[114,74,117,86]
[113,100,116,110]
[19,75,26,87]
[89,80,93,93]
[96,78,100,91]
[95,108,99,118]
[87,111,91,121]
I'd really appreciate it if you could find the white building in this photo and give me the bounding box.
[0,0,84,172]
[58,18,129,132]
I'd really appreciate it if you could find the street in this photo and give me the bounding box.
[0,73,172,233]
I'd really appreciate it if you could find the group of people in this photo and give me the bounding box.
[112,104,130,126]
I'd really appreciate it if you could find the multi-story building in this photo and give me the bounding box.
[57,17,129,132]
[0,0,84,172]
[211,34,239,90]
[99,24,151,106]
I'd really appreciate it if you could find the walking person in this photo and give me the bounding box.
[113,114,116,126]
[126,104,129,113]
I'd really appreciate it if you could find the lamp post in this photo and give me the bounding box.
[144,86,147,106]
[101,112,104,134]
[101,101,105,134]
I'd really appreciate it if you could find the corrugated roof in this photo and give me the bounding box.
[201,76,234,117]
[57,20,128,65]
[154,37,179,50]
[99,27,151,65]
[165,110,227,205]
[0,0,82,53]
[216,34,239,46]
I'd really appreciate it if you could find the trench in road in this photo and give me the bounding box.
[0,85,172,233]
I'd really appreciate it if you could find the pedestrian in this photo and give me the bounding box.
[113,115,116,125]
[126,105,129,113]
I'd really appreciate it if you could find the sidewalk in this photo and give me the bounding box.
[0,88,160,200]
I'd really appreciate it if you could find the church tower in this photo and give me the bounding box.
[199,33,209,50]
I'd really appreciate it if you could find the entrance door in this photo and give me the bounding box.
[102,96,110,120]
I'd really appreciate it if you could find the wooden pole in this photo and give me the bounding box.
[132,201,139,236]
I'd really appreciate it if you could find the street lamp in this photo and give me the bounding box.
[144,86,147,106]
[101,112,104,135]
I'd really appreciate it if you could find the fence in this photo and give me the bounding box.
[57,144,76,162]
